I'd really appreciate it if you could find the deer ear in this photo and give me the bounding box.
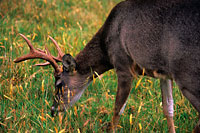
[62,54,77,73]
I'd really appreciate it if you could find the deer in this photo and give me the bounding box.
[14,0,200,132]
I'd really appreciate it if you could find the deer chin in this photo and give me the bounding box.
[68,86,87,106]
[53,83,90,115]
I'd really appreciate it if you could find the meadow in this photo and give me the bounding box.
[0,0,198,132]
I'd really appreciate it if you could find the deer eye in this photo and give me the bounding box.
[56,79,62,88]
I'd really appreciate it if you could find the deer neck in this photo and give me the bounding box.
[75,29,113,77]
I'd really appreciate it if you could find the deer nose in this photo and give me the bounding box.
[51,106,56,117]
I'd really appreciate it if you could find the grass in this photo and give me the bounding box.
[0,0,198,132]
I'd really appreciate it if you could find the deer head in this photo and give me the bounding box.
[14,34,91,116]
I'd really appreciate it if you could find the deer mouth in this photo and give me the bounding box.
[51,83,89,116]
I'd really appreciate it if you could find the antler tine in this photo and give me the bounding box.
[14,33,62,74]
[34,47,57,66]
[45,45,51,55]
[34,45,55,66]
[19,33,35,52]
[33,62,50,66]
[33,36,65,66]
[14,34,36,63]
[49,36,65,58]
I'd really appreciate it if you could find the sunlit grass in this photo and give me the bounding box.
[0,0,198,132]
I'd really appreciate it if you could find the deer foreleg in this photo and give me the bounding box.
[160,79,175,133]
[111,70,133,132]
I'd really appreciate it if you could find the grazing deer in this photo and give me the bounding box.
[14,0,200,132]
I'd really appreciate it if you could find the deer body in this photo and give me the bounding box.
[71,0,200,132]
[15,0,200,132]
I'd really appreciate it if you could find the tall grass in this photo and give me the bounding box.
[0,0,198,132]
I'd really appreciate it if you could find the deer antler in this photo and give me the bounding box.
[14,33,63,74]
[34,35,65,66]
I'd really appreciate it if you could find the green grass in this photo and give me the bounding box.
[0,0,198,132]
